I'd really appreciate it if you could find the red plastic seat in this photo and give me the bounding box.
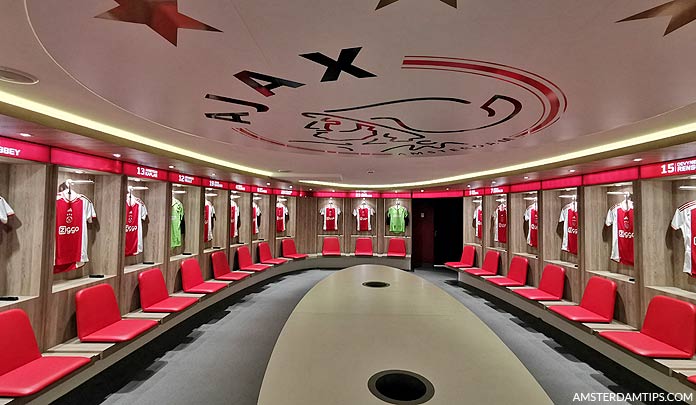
[599,296,696,358]
[487,256,528,287]
[237,245,272,272]
[259,242,289,265]
[513,264,565,301]
[464,250,499,276]
[281,239,309,260]
[549,277,617,323]
[76,284,157,342]
[138,269,198,312]
[386,238,407,257]
[322,237,341,256]
[181,259,227,294]
[0,309,91,397]
[211,251,252,281]
[355,237,374,256]
[445,245,476,268]
[688,375,696,385]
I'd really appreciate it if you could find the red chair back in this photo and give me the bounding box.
[507,256,529,285]
[138,269,170,309]
[322,237,341,255]
[181,258,205,291]
[237,245,254,268]
[460,245,476,267]
[642,296,696,357]
[282,239,298,256]
[75,284,122,340]
[0,309,41,376]
[387,238,406,256]
[579,277,617,321]
[355,238,373,255]
[538,265,565,300]
[211,251,231,278]
[481,250,500,275]
[258,242,273,262]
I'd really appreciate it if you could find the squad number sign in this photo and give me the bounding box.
[641,157,696,179]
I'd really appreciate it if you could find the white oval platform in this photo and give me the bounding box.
[257,265,552,404]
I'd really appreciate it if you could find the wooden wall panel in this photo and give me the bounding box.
[0,163,48,296]
[293,196,317,255]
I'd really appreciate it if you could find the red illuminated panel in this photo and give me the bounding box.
[351,191,381,198]
[510,182,541,193]
[168,172,202,186]
[275,189,298,197]
[381,192,412,198]
[203,179,228,189]
[488,186,509,195]
[413,190,464,199]
[312,191,350,198]
[541,176,582,190]
[641,157,696,179]
[464,188,484,197]
[0,137,50,163]
[253,186,272,194]
[123,163,168,181]
[583,167,638,186]
[51,149,122,174]
[230,183,250,192]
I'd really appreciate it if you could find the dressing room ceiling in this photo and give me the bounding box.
[1,0,696,188]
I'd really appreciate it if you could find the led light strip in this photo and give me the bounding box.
[0,89,273,177]
[2,87,696,190]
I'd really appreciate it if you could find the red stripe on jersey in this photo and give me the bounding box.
[617,207,634,266]
[55,198,84,272]
[125,202,140,256]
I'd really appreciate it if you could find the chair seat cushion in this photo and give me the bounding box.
[322,252,341,256]
[599,331,693,358]
[143,296,198,313]
[387,252,407,258]
[355,252,373,257]
[215,272,251,281]
[0,356,91,397]
[284,253,308,259]
[548,305,611,323]
[241,264,271,272]
[465,268,496,276]
[185,282,227,293]
[80,319,157,342]
[513,288,561,301]
[261,258,288,265]
[487,277,524,287]
[445,261,471,268]
[688,375,696,385]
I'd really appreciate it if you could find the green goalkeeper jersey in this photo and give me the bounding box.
[387,205,408,233]
[171,198,185,248]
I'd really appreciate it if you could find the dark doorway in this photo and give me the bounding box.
[411,198,463,268]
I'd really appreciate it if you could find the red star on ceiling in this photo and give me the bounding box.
[95,0,221,46]
[618,0,696,35]
[376,0,456,10]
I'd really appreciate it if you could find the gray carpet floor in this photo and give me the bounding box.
[60,268,666,405]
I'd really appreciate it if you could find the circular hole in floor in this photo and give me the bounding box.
[368,370,435,404]
[362,281,390,288]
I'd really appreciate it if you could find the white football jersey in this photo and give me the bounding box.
[672,201,696,275]
[605,200,634,266]
[0,196,15,224]
[320,205,341,231]
[559,201,578,254]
